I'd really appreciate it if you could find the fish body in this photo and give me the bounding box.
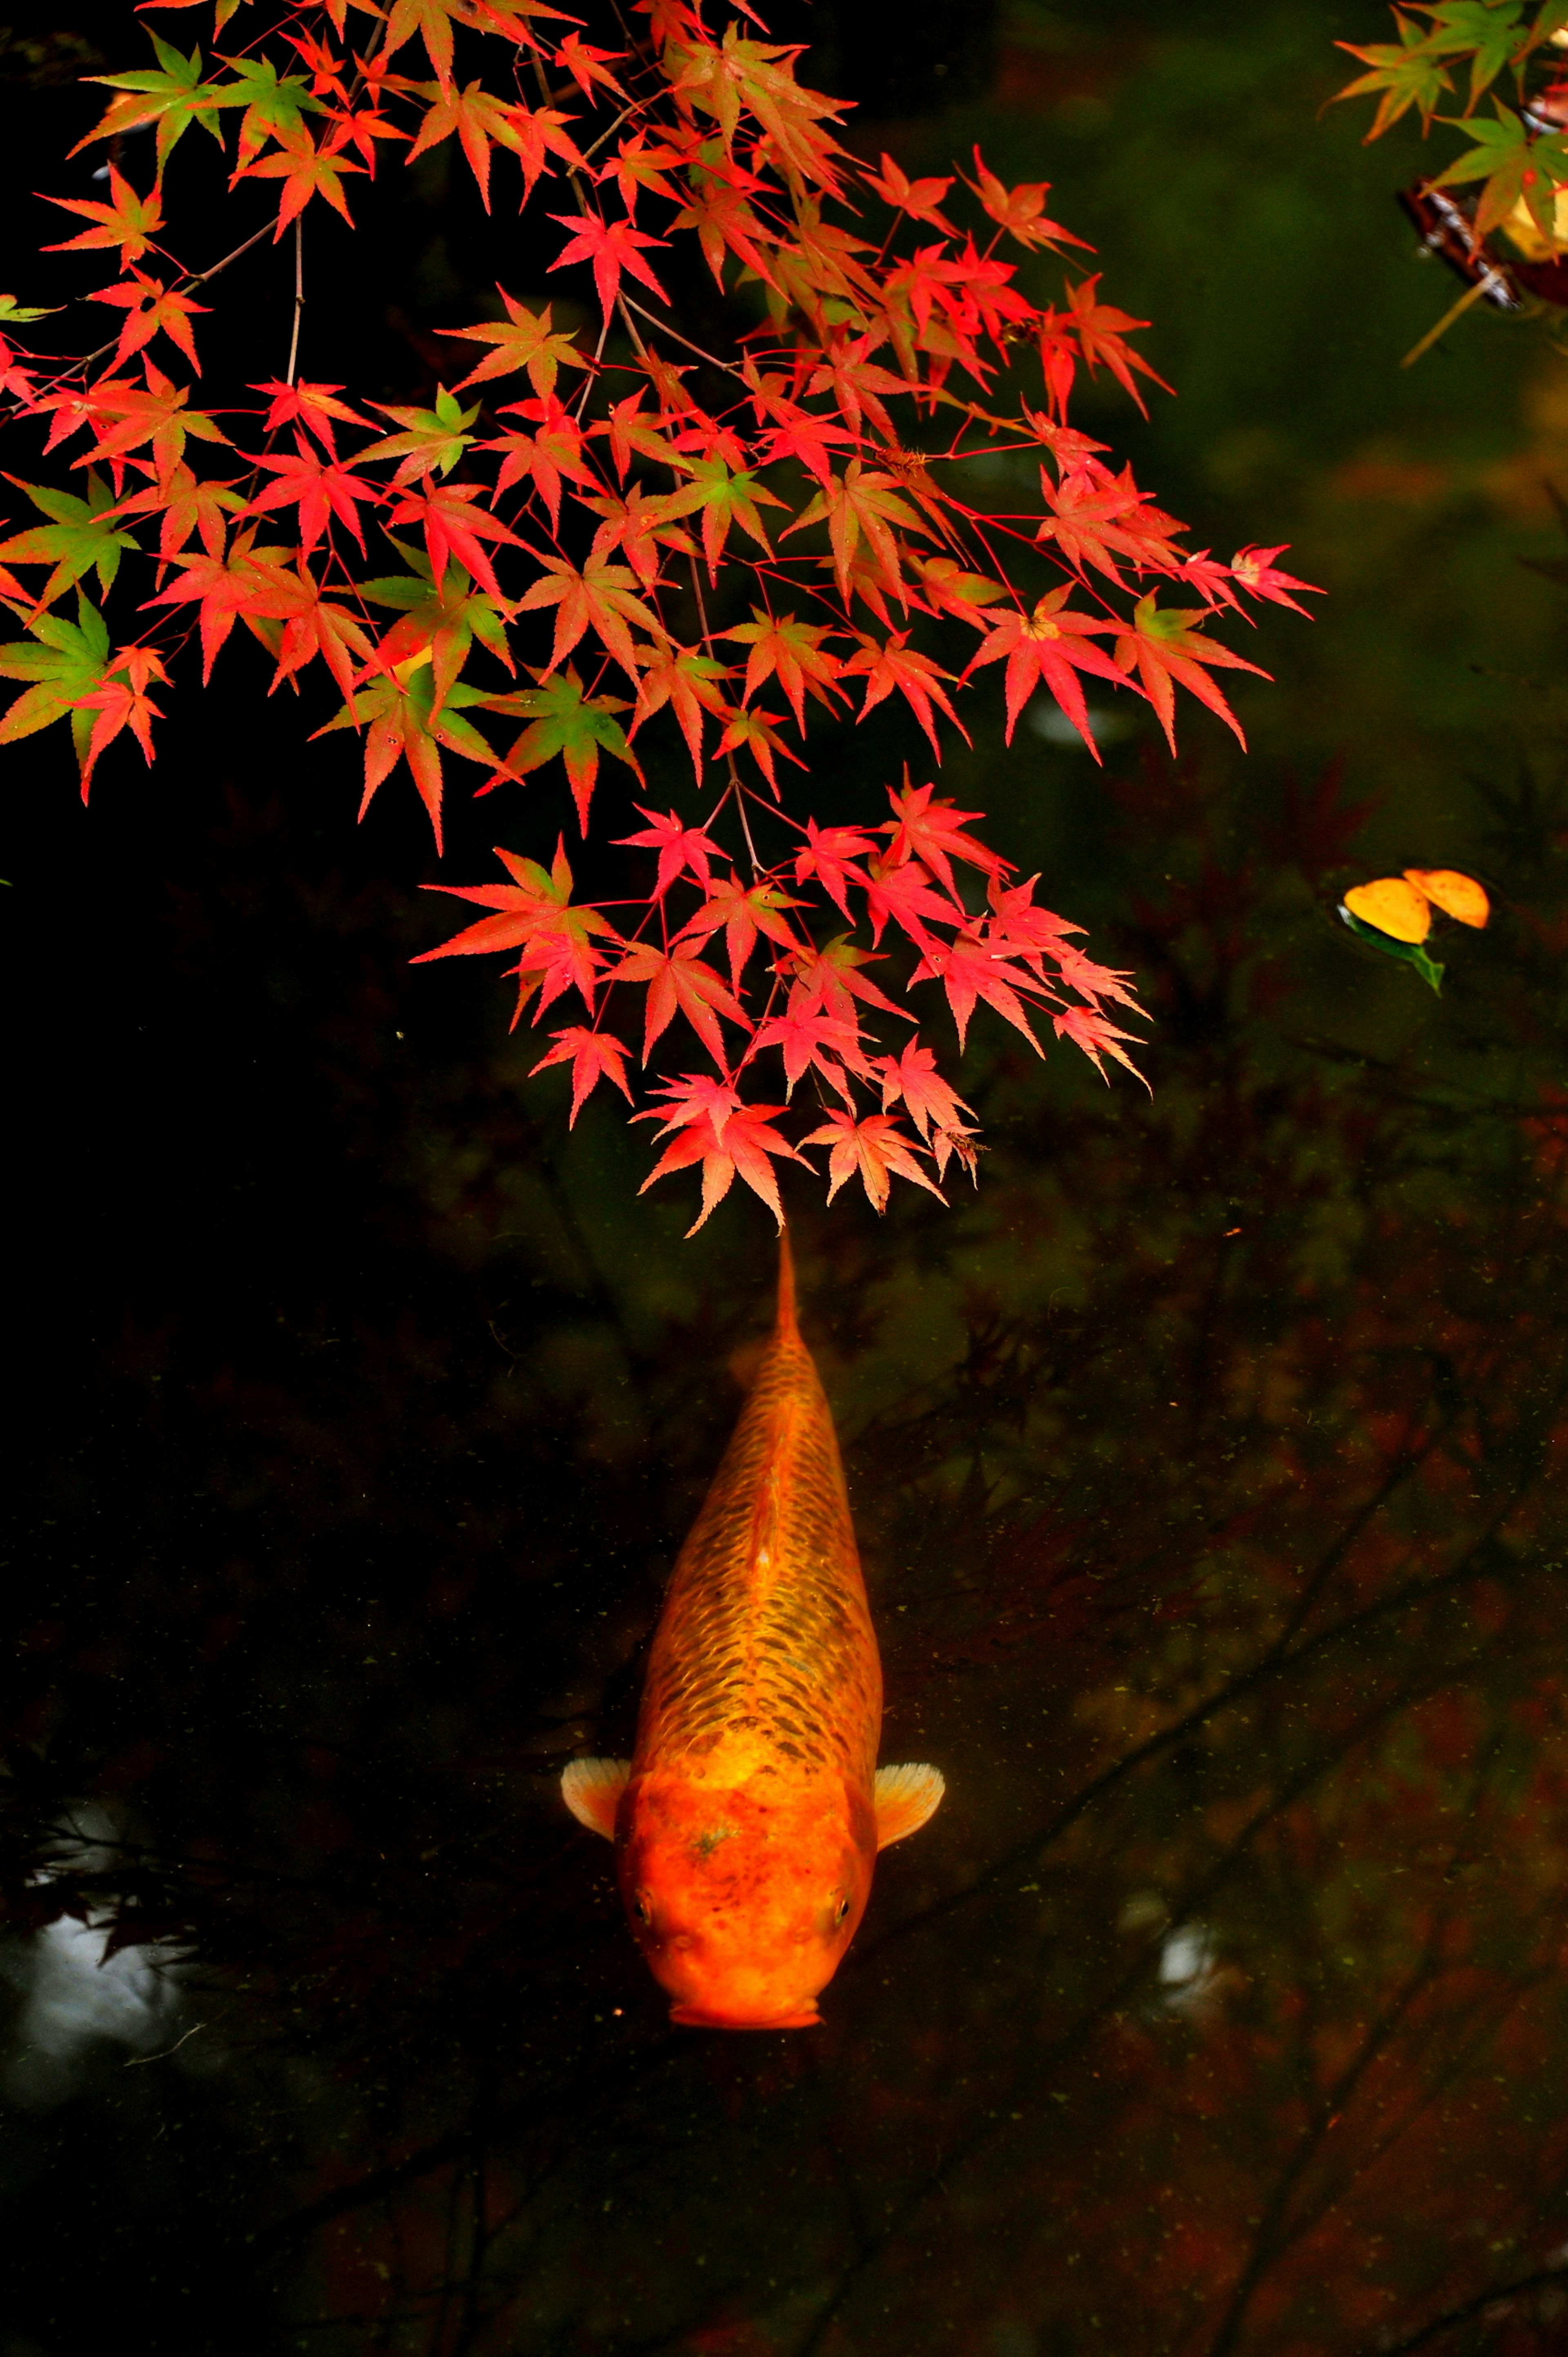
[563,1235,943,2029]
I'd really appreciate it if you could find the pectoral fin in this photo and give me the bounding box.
[873,1762,945,1849]
[561,1757,631,1839]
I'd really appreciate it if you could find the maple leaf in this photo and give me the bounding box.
[913,555,1007,628]
[548,211,671,324]
[782,460,932,599]
[217,53,326,168]
[964,586,1132,756]
[782,933,910,1025]
[842,633,968,759]
[42,169,165,269]
[107,461,246,564]
[242,435,382,555]
[655,454,788,580]
[678,876,805,989]
[792,818,875,920]
[479,667,640,830]
[1430,102,1568,242]
[356,543,513,711]
[864,152,960,236]
[0,473,141,608]
[627,642,731,776]
[876,1037,976,1141]
[1035,460,1186,584]
[1060,278,1174,416]
[800,1109,945,1212]
[0,591,116,777]
[261,563,377,704]
[140,529,301,678]
[861,854,966,953]
[963,147,1091,253]
[408,77,585,205]
[317,660,500,848]
[481,394,597,532]
[74,32,231,174]
[386,480,528,602]
[555,31,629,99]
[416,838,617,1019]
[614,804,726,899]
[750,1003,875,1105]
[670,22,850,190]
[439,292,588,401]
[908,928,1047,1053]
[521,556,666,684]
[1229,544,1324,619]
[600,131,691,216]
[876,775,1009,896]
[249,379,374,456]
[358,387,480,484]
[87,271,209,374]
[1053,1002,1150,1089]
[1113,594,1270,753]
[529,1025,635,1125]
[1332,18,1454,138]
[806,339,911,441]
[635,1076,806,1236]
[375,0,470,86]
[721,608,847,731]
[241,125,366,234]
[715,702,808,794]
[670,155,784,290]
[40,365,230,490]
[73,642,168,796]
[611,939,753,1067]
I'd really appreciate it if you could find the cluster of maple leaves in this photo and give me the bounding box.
[1336,0,1568,243]
[0,0,1315,1230]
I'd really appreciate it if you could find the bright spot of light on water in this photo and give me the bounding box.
[1027,700,1136,750]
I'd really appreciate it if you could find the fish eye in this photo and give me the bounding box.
[835,1896,852,1924]
[633,1893,652,1925]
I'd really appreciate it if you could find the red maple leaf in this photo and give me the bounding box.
[241,126,365,233]
[876,775,1009,896]
[249,379,374,455]
[76,642,166,795]
[908,928,1047,1053]
[1053,1003,1149,1088]
[1113,593,1270,753]
[962,147,1091,254]
[842,632,968,759]
[529,1025,635,1124]
[800,1109,945,1213]
[636,1075,807,1234]
[548,210,671,323]
[678,875,805,988]
[386,480,528,599]
[613,804,726,898]
[751,1003,874,1105]
[861,854,965,952]
[415,838,617,1022]
[1060,276,1174,415]
[43,167,165,268]
[610,939,752,1066]
[875,1038,978,1176]
[791,818,875,920]
[141,530,302,679]
[964,587,1132,756]
[863,152,960,236]
[243,435,382,555]
[1229,544,1324,619]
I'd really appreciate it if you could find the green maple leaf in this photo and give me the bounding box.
[0,592,112,768]
[358,387,481,485]
[0,473,140,609]
[76,33,232,174]
[1414,2,1529,105]
[1432,101,1568,238]
[480,667,641,829]
[212,55,326,165]
[0,295,58,325]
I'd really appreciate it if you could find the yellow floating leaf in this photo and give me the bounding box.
[1403,868,1489,928]
[1343,877,1431,943]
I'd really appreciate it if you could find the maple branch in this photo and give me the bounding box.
[617,295,750,385]
[285,217,304,389]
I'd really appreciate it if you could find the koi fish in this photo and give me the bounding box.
[561,1233,944,2030]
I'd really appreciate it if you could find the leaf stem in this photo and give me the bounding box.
[1400,267,1500,367]
[285,215,304,388]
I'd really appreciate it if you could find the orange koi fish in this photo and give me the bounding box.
[562,1233,944,2030]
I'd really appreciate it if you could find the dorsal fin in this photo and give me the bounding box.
[561,1756,630,1840]
[776,1222,798,1342]
[874,1762,945,1849]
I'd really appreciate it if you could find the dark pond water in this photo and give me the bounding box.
[7,3,1568,2353]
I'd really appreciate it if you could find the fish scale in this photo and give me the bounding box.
[635,1292,882,1783]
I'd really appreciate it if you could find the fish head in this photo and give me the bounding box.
[617,1765,876,2030]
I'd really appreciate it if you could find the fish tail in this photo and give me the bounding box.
[776,1221,798,1341]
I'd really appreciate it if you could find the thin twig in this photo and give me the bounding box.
[285,215,304,387]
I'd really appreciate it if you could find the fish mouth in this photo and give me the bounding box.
[669,2003,822,2032]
